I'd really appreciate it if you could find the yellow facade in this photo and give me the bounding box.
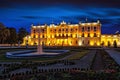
[23,20,120,47]
[101,34,120,47]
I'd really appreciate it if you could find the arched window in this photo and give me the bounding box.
[88,33,90,37]
[94,33,97,37]
[88,27,90,32]
[94,27,97,31]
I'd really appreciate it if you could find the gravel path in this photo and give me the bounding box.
[105,49,120,66]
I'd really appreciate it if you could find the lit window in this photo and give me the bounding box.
[76,34,77,38]
[88,27,90,32]
[66,29,68,32]
[54,29,56,32]
[88,40,90,44]
[42,35,44,38]
[82,33,84,37]
[59,29,61,32]
[33,30,35,33]
[88,33,90,37]
[66,34,68,37]
[94,33,97,37]
[70,34,72,37]
[33,35,36,38]
[82,27,84,32]
[55,34,57,37]
[62,34,64,37]
[94,27,97,31]
[76,41,78,44]
[82,41,84,44]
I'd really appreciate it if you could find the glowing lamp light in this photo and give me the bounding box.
[75,24,78,26]
[87,23,91,25]
[85,34,87,37]
[102,36,105,37]
[41,26,44,28]
[38,26,40,28]
[28,36,31,39]
[81,23,85,26]
[97,42,100,46]
[30,42,33,45]
[93,23,97,25]
[90,34,94,37]
[78,41,82,46]
[90,42,94,46]
[32,26,36,28]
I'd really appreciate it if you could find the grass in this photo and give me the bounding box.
[66,50,89,60]
[115,49,120,52]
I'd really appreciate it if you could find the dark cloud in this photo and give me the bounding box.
[0,0,120,9]
[0,0,120,34]
[21,16,43,19]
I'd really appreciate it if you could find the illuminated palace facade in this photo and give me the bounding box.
[23,20,120,47]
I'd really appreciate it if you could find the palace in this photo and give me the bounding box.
[23,20,120,47]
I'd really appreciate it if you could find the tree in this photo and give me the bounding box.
[113,40,117,48]
[0,22,5,29]
[6,27,18,46]
[0,23,10,43]
[18,27,29,43]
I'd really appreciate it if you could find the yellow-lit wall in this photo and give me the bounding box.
[22,20,120,47]
[101,34,120,47]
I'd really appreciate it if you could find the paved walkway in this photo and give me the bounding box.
[92,51,104,71]
[105,49,120,66]
[74,50,96,68]
[38,50,96,70]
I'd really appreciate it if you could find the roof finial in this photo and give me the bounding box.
[97,19,100,23]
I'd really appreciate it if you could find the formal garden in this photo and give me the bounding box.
[0,48,120,80]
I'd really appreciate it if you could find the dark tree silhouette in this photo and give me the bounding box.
[18,27,29,43]
[6,27,18,46]
[0,23,10,43]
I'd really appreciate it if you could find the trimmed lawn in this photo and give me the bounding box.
[66,50,89,60]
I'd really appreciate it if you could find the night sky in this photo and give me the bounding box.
[0,0,120,34]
